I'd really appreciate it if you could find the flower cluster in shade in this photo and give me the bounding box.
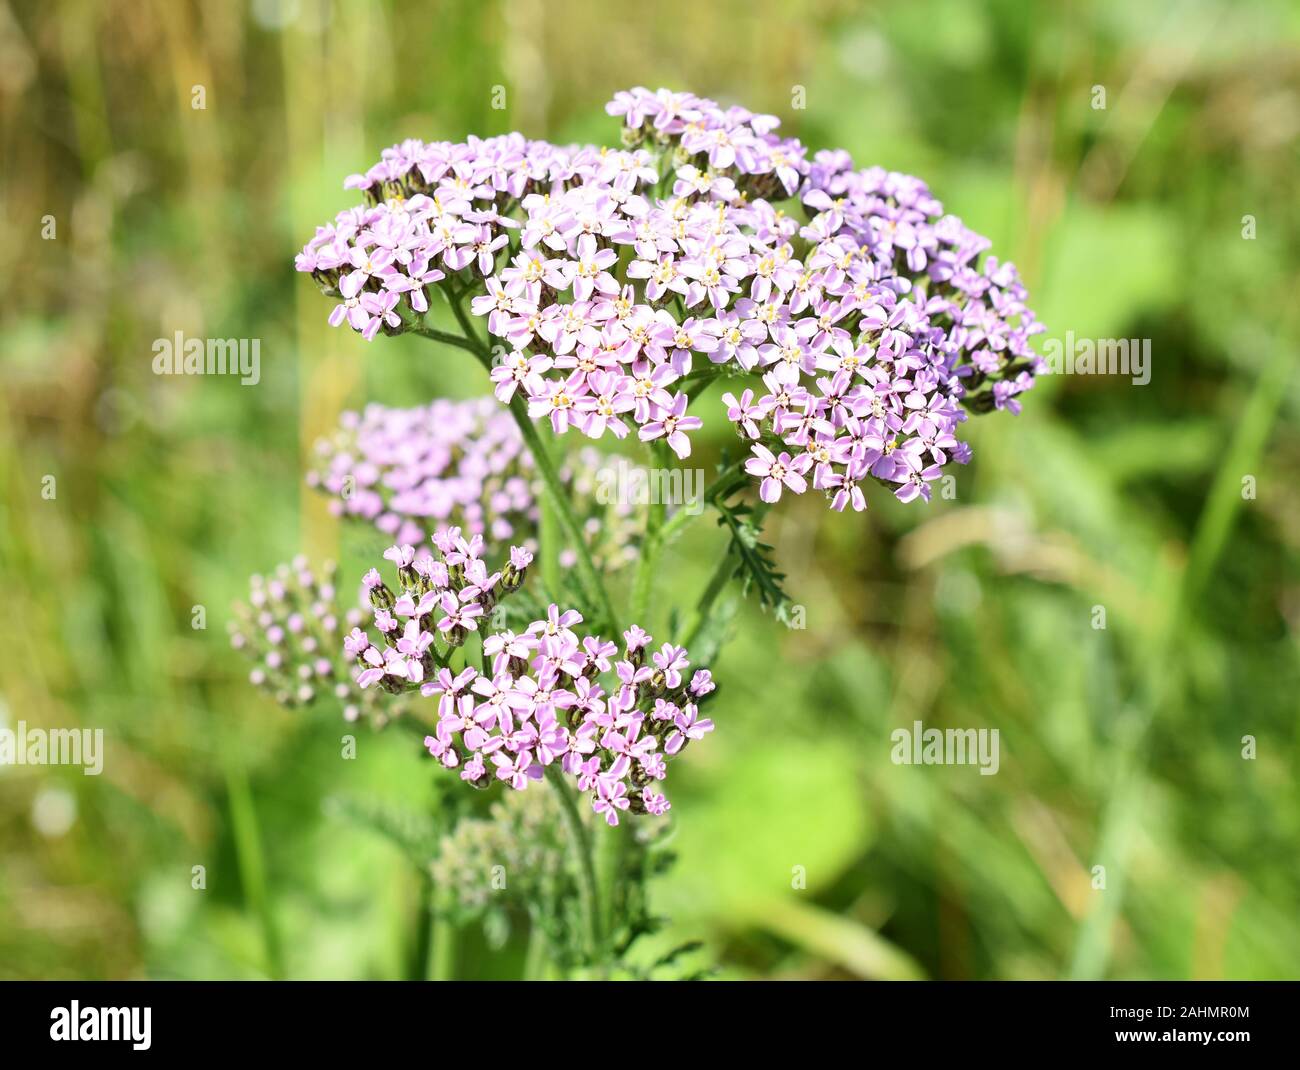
[230,558,393,724]
[345,528,716,826]
[307,395,643,569]
[298,87,1045,512]
[429,782,577,919]
[307,397,535,548]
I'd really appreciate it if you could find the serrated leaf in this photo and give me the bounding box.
[714,498,792,622]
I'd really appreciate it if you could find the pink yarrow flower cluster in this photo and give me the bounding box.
[295,133,656,341]
[307,396,647,568]
[307,397,536,547]
[347,528,715,826]
[297,87,1044,511]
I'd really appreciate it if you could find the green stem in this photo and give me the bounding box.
[523,915,549,980]
[679,496,769,649]
[446,289,490,355]
[222,758,285,979]
[416,296,620,635]
[544,766,603,965]
[508,394,618,633]
[678,544,736,650]
[644,461,750,646]
[629,442,669,625]
[428,904,456,980]
[412,325,482,356]
[596,819,633,970]
[539,492,562,599]
[659,460,749,549]
[654,501,702,550]
[410,877,436,980]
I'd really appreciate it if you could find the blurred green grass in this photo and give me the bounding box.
[2,0,1298,979]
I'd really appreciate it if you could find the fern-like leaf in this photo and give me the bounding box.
[713,497,793,624]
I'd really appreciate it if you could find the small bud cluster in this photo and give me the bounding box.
[429,783,576,917]
[230,558,391,724]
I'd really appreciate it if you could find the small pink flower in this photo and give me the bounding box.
[744,444,812,503]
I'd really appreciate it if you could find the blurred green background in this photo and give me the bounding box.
[3,0,1298,980]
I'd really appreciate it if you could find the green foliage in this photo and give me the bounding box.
[714,497,793,624]
[3,0,1299,981]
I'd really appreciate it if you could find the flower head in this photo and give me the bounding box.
[346,526,716,826]
[308,398,647,568]
[300,91,1041,517]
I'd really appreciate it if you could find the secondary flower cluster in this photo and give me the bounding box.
[307,396,535,548]
[297,87,1044,512]
[307,396,643,569]
[430,783,577,919]
[346,529,716,826]
[230,558,393,724]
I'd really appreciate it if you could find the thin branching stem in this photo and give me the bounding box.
[679,545,736,650]
[544,765,604,967]
[629,440,670,626]
[415,295,620,635]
